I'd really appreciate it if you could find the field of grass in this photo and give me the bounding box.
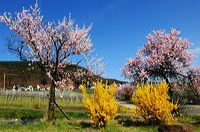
[0,119,158,132]
[0,107,199,132]
[0,107,159,132]
[72,88,94,94]
[0,95,199,132]
[0,95,84,111]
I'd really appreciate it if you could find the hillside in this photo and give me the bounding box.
[0,61,126,89]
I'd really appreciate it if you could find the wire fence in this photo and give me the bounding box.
[0,89,83,100]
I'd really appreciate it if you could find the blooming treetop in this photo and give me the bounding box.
[0,2,97,89]
[123,29,193,83]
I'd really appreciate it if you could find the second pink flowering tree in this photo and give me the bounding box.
[123,29,193,96]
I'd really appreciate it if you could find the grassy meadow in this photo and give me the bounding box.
[0,93,199,132]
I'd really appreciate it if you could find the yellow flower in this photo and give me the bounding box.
[80,81,118,128]
[132,81,178,124]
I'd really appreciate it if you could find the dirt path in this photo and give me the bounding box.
[190,105,200,115]
[117,101,136,109]
[118,101,200,115]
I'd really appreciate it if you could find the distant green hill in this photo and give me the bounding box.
[0,61,126,88]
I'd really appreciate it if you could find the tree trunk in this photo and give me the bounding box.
[47,80,56,121]
[163,76,173,98]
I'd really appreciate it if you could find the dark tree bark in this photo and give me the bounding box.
[47,80,56,121]
[163,75,173,98]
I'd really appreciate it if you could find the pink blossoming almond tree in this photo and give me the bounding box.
[123,29,194,96]
[0,2,102,121]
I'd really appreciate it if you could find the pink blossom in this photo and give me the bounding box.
[123,29,193,83]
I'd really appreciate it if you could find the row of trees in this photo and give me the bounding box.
[1,1,199,121]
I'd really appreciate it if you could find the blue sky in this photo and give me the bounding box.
[0,0,200,81]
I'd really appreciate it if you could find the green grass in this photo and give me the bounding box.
[72,88,94,94]
[0,95,199,131]
[178,115,200,132]
[0,107,199,132]
[178,115,200,124]
[0,119,158,132]
[0,107,157,132]
[0,107,88,120]
[0,95,85,111]
[0,107,43,119]
[177,115,200,131]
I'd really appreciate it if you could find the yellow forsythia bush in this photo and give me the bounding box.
[80,81,118,128]
[132,81,179,125]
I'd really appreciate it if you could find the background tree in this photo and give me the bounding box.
[123,29,193,96]
[6,35,26,61]
[187,67,200,103]
[0,2,100,121]
[40,74,48,87]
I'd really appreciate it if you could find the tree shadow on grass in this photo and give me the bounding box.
[178,115,200,127]
[116,115,152,127]
[63,120,92,129]
[79,121,93,128]
[191,120,200,127]
[191,116,200,126]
